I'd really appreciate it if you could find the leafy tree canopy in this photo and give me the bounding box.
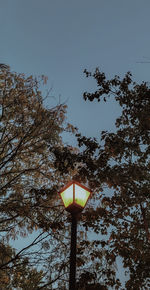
[0,64,78,288]
[1,64,150,289]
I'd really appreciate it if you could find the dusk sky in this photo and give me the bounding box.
[1,0,150,141]
[1,0,150,287]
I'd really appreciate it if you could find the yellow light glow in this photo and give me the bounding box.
[75,184,90,208]
[60,184,73,208]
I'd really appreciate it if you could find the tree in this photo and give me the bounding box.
[0,64,78,288]
[53,68,150,289]
[75,68,150,289]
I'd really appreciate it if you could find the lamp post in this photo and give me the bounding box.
[59,180,91,290]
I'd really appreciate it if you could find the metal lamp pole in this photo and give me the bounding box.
[69,213,77,290]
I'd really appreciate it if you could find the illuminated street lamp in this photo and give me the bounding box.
[60,180,91,290]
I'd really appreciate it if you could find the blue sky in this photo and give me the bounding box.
[1,0,150,286]
[1,0,150,140]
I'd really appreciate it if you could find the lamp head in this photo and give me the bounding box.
[60,181,91,214]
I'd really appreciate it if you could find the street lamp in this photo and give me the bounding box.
[60,180,91,290]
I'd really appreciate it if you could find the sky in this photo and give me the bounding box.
[1,0,150,141]
[1,0,150,287]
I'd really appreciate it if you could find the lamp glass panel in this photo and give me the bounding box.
[75,184,90,208]
[60,184,73,208]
